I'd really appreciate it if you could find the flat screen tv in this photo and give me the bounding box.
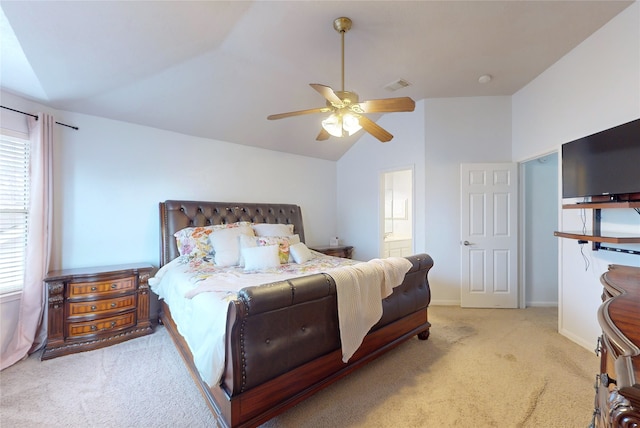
[562,118,640,200]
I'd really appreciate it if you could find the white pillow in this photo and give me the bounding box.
[288,234,301,245]
[238,234,258,266]
[209,226,255,266]
[290,242,314,264]
[239,234,258,248]
[242,245,281,271]
[252,223,295,237]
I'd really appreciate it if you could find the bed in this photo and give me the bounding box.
[154,200,434,427]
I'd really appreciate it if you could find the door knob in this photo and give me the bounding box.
[463,240,473,246]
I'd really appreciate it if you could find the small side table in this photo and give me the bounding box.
[310,245,354,259]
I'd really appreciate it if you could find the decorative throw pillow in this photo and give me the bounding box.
[209,226,255,266]
[239,234,299,264]
[290,242,314,264]
[174,226,214,259]
[252,223,295,237]
[242,245,281,271]
[174,222,252,258]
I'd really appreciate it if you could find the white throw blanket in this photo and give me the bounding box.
[328,257,413,363]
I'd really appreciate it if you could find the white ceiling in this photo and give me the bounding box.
[0,1,633,161]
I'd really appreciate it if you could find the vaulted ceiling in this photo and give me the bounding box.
[0,1,633,160]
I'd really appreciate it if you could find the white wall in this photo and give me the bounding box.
[512,3,639,162]
[1,91,338,270]
[337,96,512,305]
[512,2,640,349]
[52,111,337,270]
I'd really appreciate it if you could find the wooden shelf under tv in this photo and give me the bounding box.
[555,197,640,254]
[553,231,640,244]
[562,201,640,210]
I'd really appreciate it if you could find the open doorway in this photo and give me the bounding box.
[381,168,413,258]
[521,152,559,307]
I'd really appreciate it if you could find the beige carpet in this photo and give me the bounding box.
[0,306,598,428]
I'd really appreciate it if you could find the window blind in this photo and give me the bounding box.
[0,133,30,295]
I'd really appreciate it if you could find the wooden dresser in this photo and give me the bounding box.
[592,264,640,427]
[42,263,155,360]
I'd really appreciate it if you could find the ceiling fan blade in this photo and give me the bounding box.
[358,115,393,143]
[316,128,330,141]
[267,107,331,120]
[310,83,343,106]
[356,97,415,113]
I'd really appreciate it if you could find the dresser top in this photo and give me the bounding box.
[45,263,155,281]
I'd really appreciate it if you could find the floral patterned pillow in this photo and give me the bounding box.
[174,221,252,259]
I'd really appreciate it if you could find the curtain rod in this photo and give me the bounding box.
[1,105,79,130]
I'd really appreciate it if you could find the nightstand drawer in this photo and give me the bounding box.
[67,295,136,317]
[69,276,135,297]
[68,312,136,338]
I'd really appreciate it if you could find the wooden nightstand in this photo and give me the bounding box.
[42,263,155,360]
[310,245,354,259]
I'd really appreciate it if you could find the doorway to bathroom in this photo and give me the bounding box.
[381,168,413,258]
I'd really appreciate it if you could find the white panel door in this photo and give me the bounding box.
[460,163,518,308]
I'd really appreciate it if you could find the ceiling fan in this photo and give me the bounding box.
[267,17,415,143]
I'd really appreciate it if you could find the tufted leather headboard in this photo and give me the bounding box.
[159,200,305,266]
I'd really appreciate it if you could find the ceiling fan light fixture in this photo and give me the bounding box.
[343,113,362,135]
[322,112,362,137]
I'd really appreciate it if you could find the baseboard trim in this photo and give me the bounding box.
[430,300,559,308]
[526,301,558,308]
[430,299,460,306]
[559,327,596,351]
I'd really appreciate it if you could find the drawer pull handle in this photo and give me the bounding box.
[90,305,97,311]
[91,286,97,292]
[110,302,117,308]
[90,322,117,332]
[110,283,118,289]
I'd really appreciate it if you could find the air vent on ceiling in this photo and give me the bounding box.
[384,79,411,92]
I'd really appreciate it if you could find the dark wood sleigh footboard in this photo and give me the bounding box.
[157,200,434,427]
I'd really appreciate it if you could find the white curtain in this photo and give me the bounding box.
[0,113,53,370]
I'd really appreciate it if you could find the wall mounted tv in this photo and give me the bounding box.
[562,118,640,200]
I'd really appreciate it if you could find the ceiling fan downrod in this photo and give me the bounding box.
[333,17,352,93]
